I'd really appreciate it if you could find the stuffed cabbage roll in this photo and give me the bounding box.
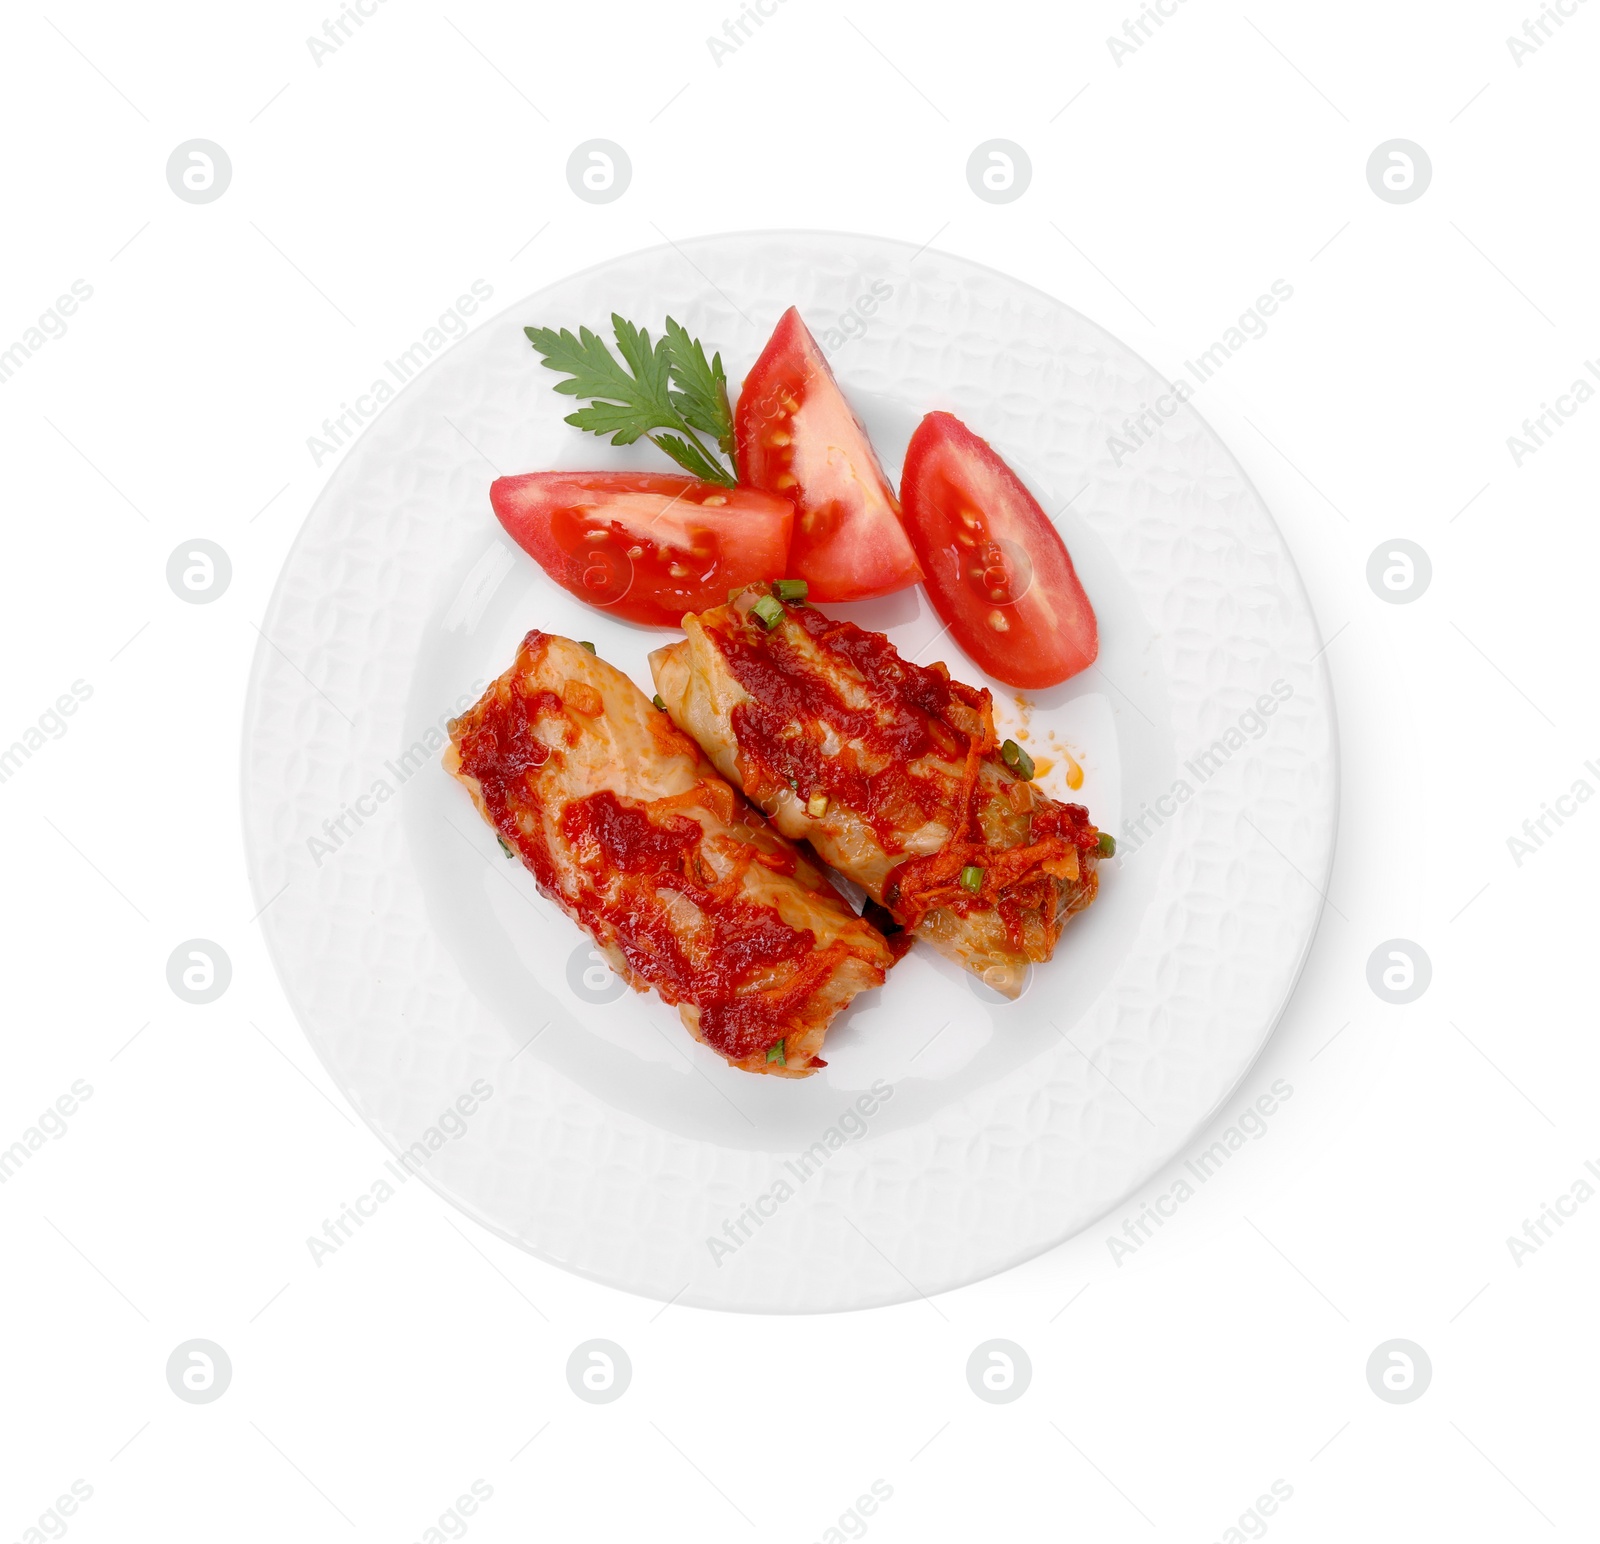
[649,591,1103,996]
[445,630,892,1075]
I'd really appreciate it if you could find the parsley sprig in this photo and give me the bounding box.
[523,314,737,486]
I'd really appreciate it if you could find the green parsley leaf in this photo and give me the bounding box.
[653,431,728,485]
[523,314,737,485]
[766,1038,786,1065]
[661,317,735,456]
[523,322,644,418]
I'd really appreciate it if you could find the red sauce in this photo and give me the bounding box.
[708,604,1102,944]
[452,634,567,897]
[452,634,849,1062]
[1029,799,1101,851]
[560,790,829,1058]
[562,787,700,873]
[711,604,980,846]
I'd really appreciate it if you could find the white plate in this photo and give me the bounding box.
[242,232,1337,1312]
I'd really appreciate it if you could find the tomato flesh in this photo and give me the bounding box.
[900,412,1098,689]
[490,471,794,628]
[735,307,921,602]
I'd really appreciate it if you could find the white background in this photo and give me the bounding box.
[2,0,1596,1539]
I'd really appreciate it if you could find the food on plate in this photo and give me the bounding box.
[477,302,1112,1058]
[445,631,892,1075]
[524,314,738,486]
[490,471,793,628]
[735,307,922,603]
[900,410,1098,689]
[650,588,1104,997]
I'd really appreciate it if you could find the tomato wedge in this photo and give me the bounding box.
[900,412,1098,689]
[490,471,794,628]
[735,307,921,603]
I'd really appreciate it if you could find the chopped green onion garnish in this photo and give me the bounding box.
[772,578,808,603]
[766,1038,785,1065]
[496,835,515,860]
[959,865,985,893]
[1097,831,1117,858]
[750,594,785,630]
[1001,738,1035,780]
[652,693,666,711]
[578,640,596,653]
